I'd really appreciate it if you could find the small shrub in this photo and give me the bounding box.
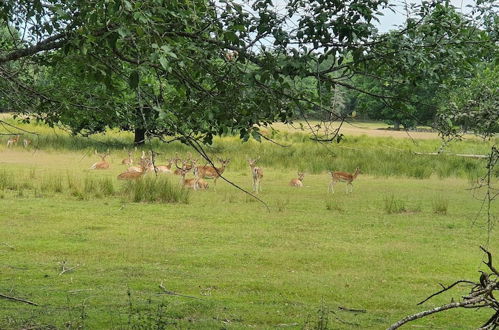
[325,199,344,212]
[40,174,64,193]
[84,176,97,194]
[432,197,449,215]
[384,195,407,214]
[98,177,115,196]
[275,198,290,212]
[0,170,15,190]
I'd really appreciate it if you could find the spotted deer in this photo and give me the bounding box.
[121,150,133,166]
[194,158,230,187]
[6,135,20,148]
[289,172,305,187]
[248,157,263,193]
[117,160,148,180]
[90,150,110,170]
[176,159,199,190]
[23,138,32,148]
[328,167,361,194]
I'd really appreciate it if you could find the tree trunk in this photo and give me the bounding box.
[134,128,146,145]
[393,122,400,130]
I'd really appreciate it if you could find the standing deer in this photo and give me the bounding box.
[23,138,32,148]
[194,158,230,187]
[6,135,20,148]
[248,157,263,193]
[328,167,361,194]
[90,150,110,170]
[176,159,199,190]
[289,172,305,187]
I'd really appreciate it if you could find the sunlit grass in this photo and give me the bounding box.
[0,117,497,328]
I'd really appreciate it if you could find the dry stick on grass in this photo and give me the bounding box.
[1,242,15,249]
[338,306,367,313]
[388,246,499,330]
[0,293,38,306]
[159,282,201,300]
[58,261,80,276]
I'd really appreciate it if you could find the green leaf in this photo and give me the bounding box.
[128,70,140,89]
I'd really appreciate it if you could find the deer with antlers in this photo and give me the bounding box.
[289,172,305,187]
[194,158,230,187]
[90,150,110,170]
[248,157,263,193]
[173,152,194,175]
[121,150,133,166]
[328,167,361,194]
[118,159,148,180]
[6,135,20,148]
[153,158,174,174]
[175,159,200,190]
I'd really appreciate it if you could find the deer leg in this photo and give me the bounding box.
[328,181,335,193]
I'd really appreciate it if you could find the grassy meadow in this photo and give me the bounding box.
[0,118,498,329]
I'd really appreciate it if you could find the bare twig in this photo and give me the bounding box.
[0,293,38,306]
[338,306,367,313]
[158,282,201,300]
[388,296,486,330]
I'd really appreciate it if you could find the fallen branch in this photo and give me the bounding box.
[388,247,499,329]
[413,152,488,159]
[387,296,485,330]
[0,293,38,306]
[159,282,201,300]
[58,260,80,275]
[1,242,15,249]
[338,306,367,313]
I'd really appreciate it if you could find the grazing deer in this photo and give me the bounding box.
[176,159,199,190]
[121,150,133,166]
[23,138,32,148]
[328,167,361,194]
[90,150,110,170]
[118,160,147,180]
[290,172,305,187]
[6,135,20,148]
[248,157,263,193]
[194,158,230,187]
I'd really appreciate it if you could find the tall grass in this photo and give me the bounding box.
[120,176,190,204]
[0,169,188,204]
[1,117,497,179]
[432,197,449,215]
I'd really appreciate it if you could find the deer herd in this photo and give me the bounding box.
[86,149,361,194]
[5,135,361,193]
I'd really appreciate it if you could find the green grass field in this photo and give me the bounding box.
[0,119,498,329]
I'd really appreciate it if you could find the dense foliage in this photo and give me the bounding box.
[0,1,497,142]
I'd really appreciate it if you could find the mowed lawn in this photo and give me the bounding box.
[0,148,498,329]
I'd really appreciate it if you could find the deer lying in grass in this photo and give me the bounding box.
[90,151,110,170]
[289,172,305,187]
[6,135,20,148]
[173,152,194,175]
[154,159,173,174]
[248,157,263,193]
[328,167,361,194]
[194,158,230,187]
[121,150,133,166]
[118,160,147,180]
